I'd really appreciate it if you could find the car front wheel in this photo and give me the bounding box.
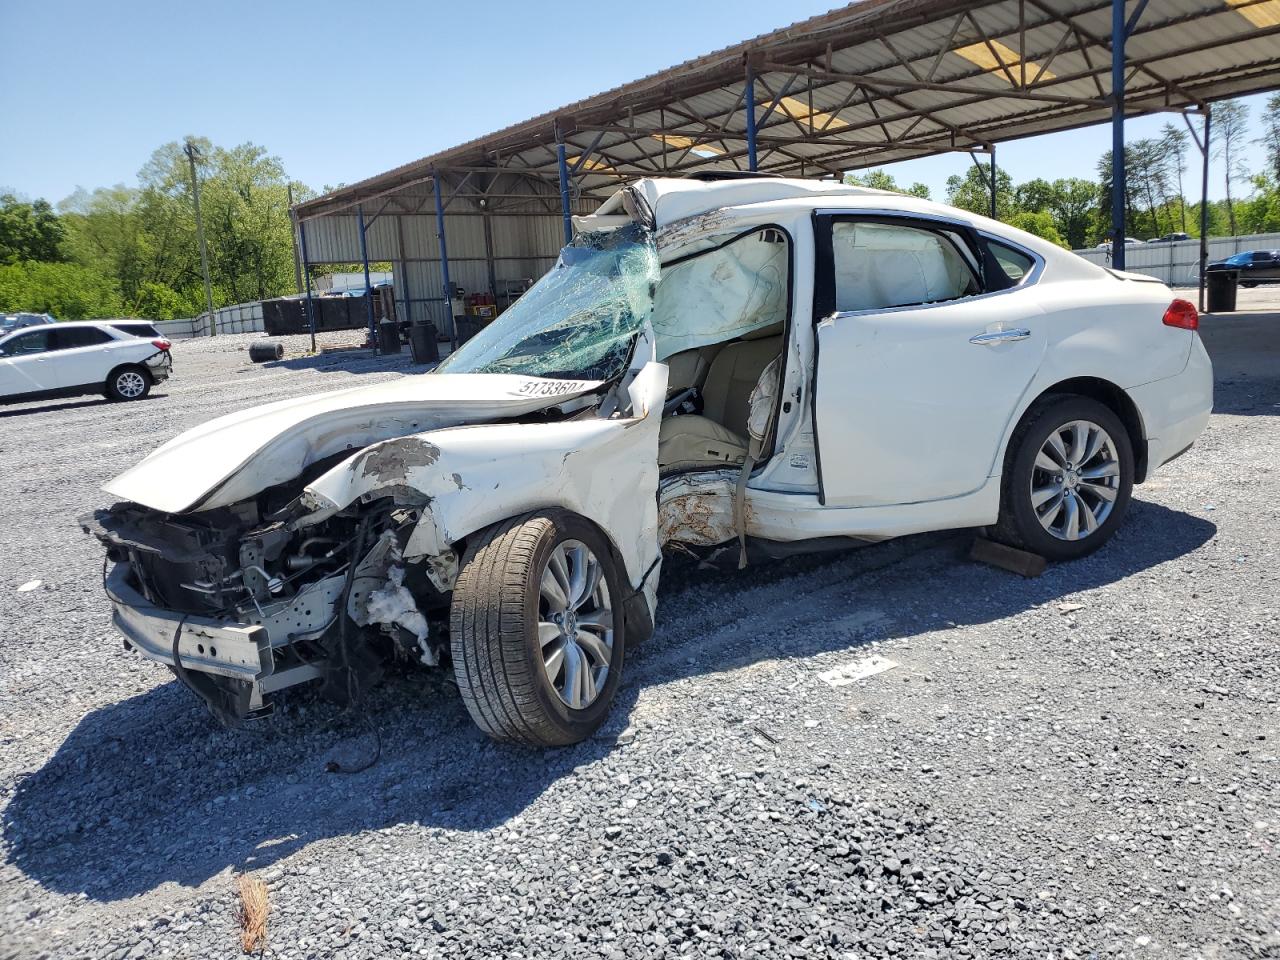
[106,366,151,402]
[994,395,1134,561]
[450,509,626,746]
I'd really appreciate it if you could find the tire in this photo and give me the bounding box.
[993,395,1134,562]
[106,366,151,402]
[450,509,626,746]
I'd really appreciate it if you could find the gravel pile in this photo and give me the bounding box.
[0,315,1277,959]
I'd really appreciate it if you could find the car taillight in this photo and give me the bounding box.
[152,338,172,350]
[1162,299,1198,330]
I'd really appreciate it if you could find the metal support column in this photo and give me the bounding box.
[357,204,376,348]
[433,173,457,352]
[298,218,316,354]
[1198,108,1212,313]
[989,147,998,221]
[556,128,573,246]
[1110,0,1127,270]
[745,65,758,172]
[482,207,499,301]
[396,214,413,329]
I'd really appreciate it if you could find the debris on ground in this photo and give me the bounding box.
[235,874,268,954]
[818,654,899,686]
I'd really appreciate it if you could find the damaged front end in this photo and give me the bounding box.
[83,488,445,725]
[84,221,669,730]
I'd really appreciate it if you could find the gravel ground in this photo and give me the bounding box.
[0,309,1277,960]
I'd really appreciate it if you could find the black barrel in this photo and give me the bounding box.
[1206,268,1238,313]
[378,320,402,355]
[409,323,440,363]
[248,340,284,363]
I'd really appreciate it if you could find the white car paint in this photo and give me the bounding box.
[0,321,171,403]
[90,176,1212,719]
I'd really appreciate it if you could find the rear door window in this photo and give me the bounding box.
[54,327,114,349]
[829,221,979,313]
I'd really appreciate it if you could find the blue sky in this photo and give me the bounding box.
[0,0,1271,206]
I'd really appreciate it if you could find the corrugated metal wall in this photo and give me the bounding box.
[1072,233,1280,286]
[301,200,594,335]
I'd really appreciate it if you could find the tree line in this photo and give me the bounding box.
[848,94,1280,250]
[0,138,313,320]
[2,95,1279,320]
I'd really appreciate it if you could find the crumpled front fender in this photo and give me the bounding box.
[300,361,669,593]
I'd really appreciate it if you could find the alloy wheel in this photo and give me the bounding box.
[1030,419,1121,541]
[537,539,614,709]
[116,371,146,398]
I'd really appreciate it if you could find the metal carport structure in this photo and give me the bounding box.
[293,0,1280,347]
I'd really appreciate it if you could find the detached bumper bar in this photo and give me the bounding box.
[106,562,334,696]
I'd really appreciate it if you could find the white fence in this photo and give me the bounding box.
[157,301,265,340]
[1072,232,1280,286]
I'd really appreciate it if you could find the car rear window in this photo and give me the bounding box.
[986,240,1036,285]
[55,327,114,348]
[110,322,161,338]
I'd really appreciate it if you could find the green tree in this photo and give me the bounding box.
[845,169,931,198]
[1254,92,1280,183]
[0,261,123,319]
[1161,122,1191,232]
[55,137,309,318]
[1007,210,1068,247]
[1044,178,1097,249]
[945,164,1015,219]
[1212,100,1250,234]
[0,194,66,264]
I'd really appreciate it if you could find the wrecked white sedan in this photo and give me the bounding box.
[85,175,1212,745]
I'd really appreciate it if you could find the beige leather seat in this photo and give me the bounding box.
[658,335,781,472]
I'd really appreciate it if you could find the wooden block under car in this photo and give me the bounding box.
[969,536,1047,578]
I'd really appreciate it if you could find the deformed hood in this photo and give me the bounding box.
[104,373,602,514]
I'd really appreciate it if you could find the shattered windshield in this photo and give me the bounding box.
[437,223,658,381]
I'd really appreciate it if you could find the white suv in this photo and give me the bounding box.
[0,321,172,404]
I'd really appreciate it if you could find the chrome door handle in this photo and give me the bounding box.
[970,328,1031,345]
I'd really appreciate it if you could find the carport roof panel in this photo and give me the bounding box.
[296,0,1280,219]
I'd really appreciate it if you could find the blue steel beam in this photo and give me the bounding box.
[1111,0,1127,271]
[357,203,376,347]
[745,65,758,172]
[433,174,457,352]
[557,138,573,246]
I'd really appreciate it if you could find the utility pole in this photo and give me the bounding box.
[287,183,303,294]
[184,140,217,336]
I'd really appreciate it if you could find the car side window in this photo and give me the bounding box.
[4,330,52,355]
[54,327,113,349]
[111,323,159,337]
[986,240,1036,285]
[829,221,979,313]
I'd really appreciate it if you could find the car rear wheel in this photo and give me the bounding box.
[994,395,1134,561]
[450,509,625,746]
[106,366,151,402]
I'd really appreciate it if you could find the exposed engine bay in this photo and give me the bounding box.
[84,471,449,724]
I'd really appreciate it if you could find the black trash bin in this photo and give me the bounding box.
[409,323,440,364]
[378,320,402,355]
[454,317,482,344]
[1206,268,1238,313]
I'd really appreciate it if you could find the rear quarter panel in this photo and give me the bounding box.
[983,274,1189,481]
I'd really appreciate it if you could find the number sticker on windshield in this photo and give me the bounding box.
[514,380,586,397]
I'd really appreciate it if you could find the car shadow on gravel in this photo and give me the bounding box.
[2,501,1215,903]
[0,395,165,418]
